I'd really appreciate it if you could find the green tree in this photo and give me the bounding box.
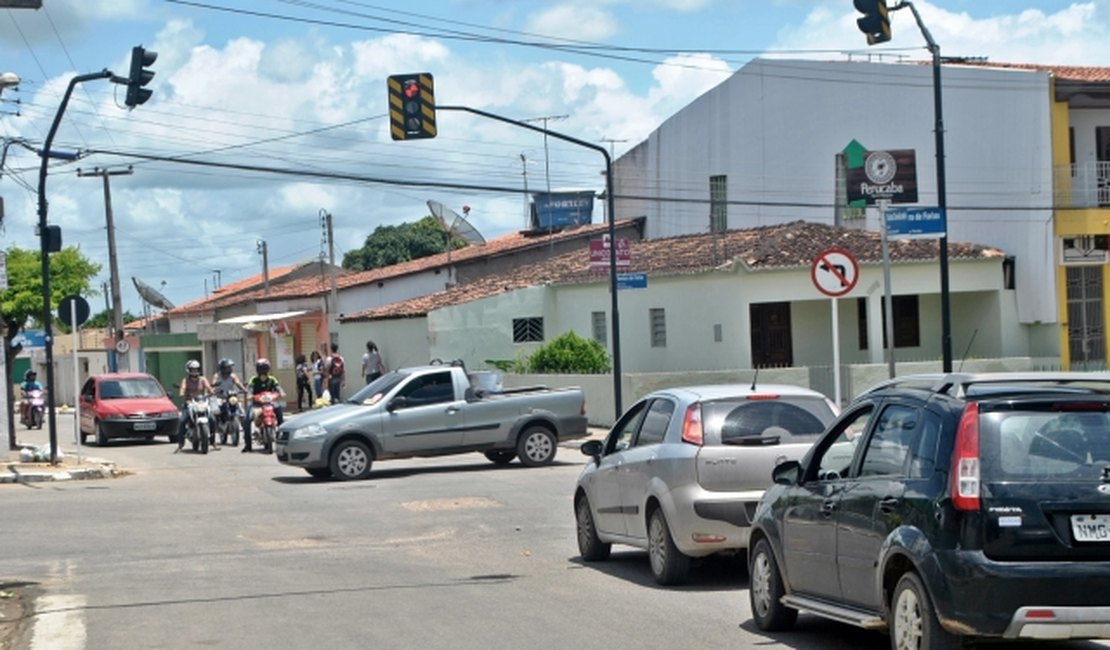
[526,331,611,374]
[342,215,465,271]
[2,246,101,446]
[85,308,138,330]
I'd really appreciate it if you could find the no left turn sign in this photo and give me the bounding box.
[811,248,860,298]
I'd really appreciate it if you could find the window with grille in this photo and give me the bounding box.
[650,308,666,348]
[857,295,921,349]
[512,317,544,343]
[710,175,727,233]
[592,311,607,346]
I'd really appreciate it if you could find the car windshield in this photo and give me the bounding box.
[100,378,165,399]
[984,405,1110,479]
[704,395,836,444]
[346,370,409,405]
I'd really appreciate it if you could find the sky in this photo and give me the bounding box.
[1,0,1110,314]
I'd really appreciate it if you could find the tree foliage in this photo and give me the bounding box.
[525,331,611,374]
[342,215,466,271]
[86,308,139,330]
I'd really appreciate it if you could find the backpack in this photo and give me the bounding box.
[330,354,345,378]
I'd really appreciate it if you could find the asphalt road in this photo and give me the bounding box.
[3,415,1110,649]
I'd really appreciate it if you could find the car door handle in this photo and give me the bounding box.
[878,497,899,513]
[446,406,460,414]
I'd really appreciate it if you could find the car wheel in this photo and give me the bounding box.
[95,421,108,446]
[647,508,690,586]
[890,573,962,650]
[749,538,798,631]
[516,426,557,467]
[305,467,332,479]
[484,450,517,465]
[329,439,373,481]
[575,494,611,561]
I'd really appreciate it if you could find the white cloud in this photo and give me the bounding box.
[524,4,620,41]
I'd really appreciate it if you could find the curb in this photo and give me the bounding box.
[0,458,121,484]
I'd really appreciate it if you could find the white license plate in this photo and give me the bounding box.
[1071,514,1110,542]
[133,421,157,431]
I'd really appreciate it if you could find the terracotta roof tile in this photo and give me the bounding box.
[341,221,1004,322]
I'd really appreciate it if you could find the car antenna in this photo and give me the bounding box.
[750,367,759,392]
[957,329,978,373]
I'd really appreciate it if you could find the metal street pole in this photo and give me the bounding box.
[436,105,624,418]
[895,1,953,372]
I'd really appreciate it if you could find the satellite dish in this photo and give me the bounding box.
[427,200,486,249]
[132,277,174,310]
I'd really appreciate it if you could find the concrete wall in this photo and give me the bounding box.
[338,316,431,373]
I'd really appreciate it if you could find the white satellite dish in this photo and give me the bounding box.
[427,200,486,251]
[132,276,174,310]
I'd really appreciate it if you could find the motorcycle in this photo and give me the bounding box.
[20,389,46,429]
[215,392,244,447]
[183,395,215,454]
[251,391,280,453]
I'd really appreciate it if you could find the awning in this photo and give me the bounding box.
[218,310,309,324]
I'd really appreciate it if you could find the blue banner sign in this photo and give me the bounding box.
[885,206,946,239]
[617,272,647,290]
[12,329,47,348]
[532,191,595,229]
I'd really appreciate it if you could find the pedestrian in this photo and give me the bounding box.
[325,343,346,404]
[295,354,313,411]
[362,340,386,384]
[311,350,324,399]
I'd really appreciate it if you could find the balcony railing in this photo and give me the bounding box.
[1056,162,1110,208]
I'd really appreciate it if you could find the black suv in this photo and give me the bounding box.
[748,373,1110,649]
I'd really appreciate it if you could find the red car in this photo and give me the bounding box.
[78,373,181,445]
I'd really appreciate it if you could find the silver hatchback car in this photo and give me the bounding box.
[574,384,838,585]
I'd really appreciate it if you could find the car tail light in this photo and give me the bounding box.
[951,402,981,512]
[681,403,704,446]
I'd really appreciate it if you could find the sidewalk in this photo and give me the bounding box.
[2,409,121,484]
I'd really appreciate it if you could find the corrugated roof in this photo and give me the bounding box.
[341,221,1004,322]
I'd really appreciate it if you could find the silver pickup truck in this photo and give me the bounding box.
[275,363,589,480]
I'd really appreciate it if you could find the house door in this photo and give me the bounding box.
[750,302,793,367]
[1066,266,1106,369]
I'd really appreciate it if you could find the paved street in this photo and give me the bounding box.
[3,414,1110,649]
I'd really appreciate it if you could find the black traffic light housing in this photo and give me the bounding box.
[388,73,436,140]
[855,0,891,45]
[125,45,157,107]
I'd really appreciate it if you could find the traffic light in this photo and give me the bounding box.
[388,73,436,140]
[125,45,157,108]
[854,0,891,45]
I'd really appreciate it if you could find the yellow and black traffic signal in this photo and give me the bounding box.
[854,0,891,45]
[388,73,436,140]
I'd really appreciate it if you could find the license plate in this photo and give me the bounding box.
[1071,514,1110,542]
[134,421,157,431]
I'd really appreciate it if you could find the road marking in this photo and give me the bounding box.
[30,594,86,650]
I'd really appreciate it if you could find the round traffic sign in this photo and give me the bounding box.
[57,294,91,328]
[811,248,860,298]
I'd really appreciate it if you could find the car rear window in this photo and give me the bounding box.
[704,396,835,444]
[983,407,1110,479]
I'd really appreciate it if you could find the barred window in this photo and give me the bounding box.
[592,311,607,346]
[650,308,666,348]
[710,175,727,233]
[512,317,544,343]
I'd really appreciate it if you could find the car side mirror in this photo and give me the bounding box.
[387,396,408,412]
[580,439,603,460]
[772,460,802,485]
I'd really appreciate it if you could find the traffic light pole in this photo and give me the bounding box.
[435,105,624,418]
[37,69,111,464]
[894,1,953,372]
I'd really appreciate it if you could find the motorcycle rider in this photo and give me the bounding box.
[211,358,248,434]
[177,359,215,452]
[243,358,285,454]
[19,369,44,425]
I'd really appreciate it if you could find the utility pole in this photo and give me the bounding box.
[520,153,530,228]
[257,240,269,295]
[78,165,133,371]
[320,209,337,323]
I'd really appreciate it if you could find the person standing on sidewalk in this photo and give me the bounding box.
[361,341,385,384]
[294,354,313,411]
[324,343,346,404]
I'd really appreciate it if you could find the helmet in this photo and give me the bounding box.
[218,358,234,375]
[256,358,271,374]
[24,369,36,381]
[186,360,201,375]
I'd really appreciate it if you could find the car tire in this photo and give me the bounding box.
[305,467,332,479]
[647,508,690,586]
[890,573,962,650]
[575,494,611,561]
[32,410,43,429]
[516,426,557,467]
[199,422,209,454]
[749,538,798,631]
[484,450,517,465]
[228,418,241,448]
[329,439,373,481]
[95,421,108,446]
